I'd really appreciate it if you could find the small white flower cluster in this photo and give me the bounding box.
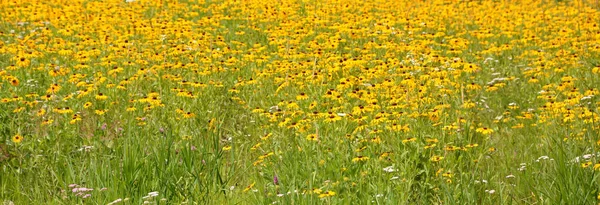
[370,194,385,203]
[275,190,299,198]
[69,184,93,198]
[571,153,599,163]
[483,57,498,64]
[142,191,166,204]
[518,163,527,171]
[142,191,159,199]
[107,198,130,205]
[77,145,94,152]
[536,155,553,162]
[487,77,508,86]
[383,166,396,173]
[2,200,15,205]
[581,95,594,101]
[474,179,488,184]
[475,179,495,195]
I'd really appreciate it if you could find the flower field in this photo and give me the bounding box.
[1,0,600,204]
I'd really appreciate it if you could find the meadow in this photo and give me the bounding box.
[1,0,600,204]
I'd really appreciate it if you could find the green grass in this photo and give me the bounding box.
[2,0,600,204]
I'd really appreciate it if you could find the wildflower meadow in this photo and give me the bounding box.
[1,0,600,204]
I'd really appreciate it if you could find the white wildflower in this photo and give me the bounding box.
[107,198,122,205]
[383,166,396,173]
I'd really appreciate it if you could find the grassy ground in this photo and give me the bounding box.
[1,0,600,204]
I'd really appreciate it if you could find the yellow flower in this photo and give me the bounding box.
[309,101,317,109]
[582,162,593,168]
[54,107,74,114]
[243,182,255,192]
[402,137,417,144]
[465,143,478,148]
[42,119,54,126]
[424,144,437,149]
[222,146,232,151]
[352,156,369,162]
[306,134,318,141]
[312,188,322,194]
[250,143,261,151]
[95,93,108,101]
[442,171,453,178]
[379,152,392,160]
[84,102,92,108]
[512,123,524,129]
[16,57,30,67]
[436,168,444,176]
[318,191,336,198]
[9,77,19,86]
[430,155,444,162]
[13,107,25,113]
[251,107,264,113]
[445,146,460,151]
[324,114,342,122]
[70,118,81,124]
[466,82,481,90]
[183,112,195,118]
[12,134,23,143]
[46,83,61,94]
[476,127,494,135]
[95,109,108,115]
[426,138,439,143]
[296,93,308,100]
[36,108,46,116]
[462,101,476,109]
